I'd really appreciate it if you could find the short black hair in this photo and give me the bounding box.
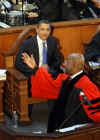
[37,19,51,29]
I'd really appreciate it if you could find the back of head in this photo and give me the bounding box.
[69,53,84,69]
[66,53,85,75]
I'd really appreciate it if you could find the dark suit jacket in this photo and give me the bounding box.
[15,35,62,77]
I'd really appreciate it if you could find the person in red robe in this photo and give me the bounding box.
[22,52,100,133]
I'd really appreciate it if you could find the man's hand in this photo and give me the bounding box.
[22,53,37,69]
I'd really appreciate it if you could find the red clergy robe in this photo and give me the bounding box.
[31,67,68,99]
[74,76,100,122]
[31,67,100,122]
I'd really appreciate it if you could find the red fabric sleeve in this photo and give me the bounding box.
[31,67,68,99]
[75,76,100,122]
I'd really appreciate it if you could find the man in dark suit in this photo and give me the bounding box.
[15,19,62,118]
[15,19,62,78]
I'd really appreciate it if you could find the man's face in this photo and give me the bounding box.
[36,23,51,40]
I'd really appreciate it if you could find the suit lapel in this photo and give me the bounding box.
[47,37,51,59]
[33,36,39,65]
[33,36,51,65]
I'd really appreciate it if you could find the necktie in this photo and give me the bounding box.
[42,42,47,64]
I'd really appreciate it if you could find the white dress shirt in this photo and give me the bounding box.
[37,35,47,66]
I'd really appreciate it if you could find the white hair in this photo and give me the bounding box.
[68,53,85,62]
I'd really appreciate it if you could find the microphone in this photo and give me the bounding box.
[80,92,92,106]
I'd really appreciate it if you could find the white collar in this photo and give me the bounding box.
[71,70,83,79]
[37,35,46,45]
